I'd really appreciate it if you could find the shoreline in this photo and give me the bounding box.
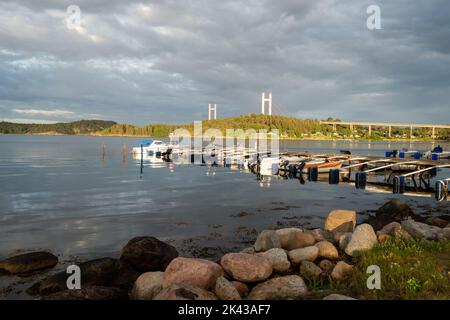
[1,132,449,143]
[1,200,449,300]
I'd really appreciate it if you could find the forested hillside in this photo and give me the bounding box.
[0,120,116,135]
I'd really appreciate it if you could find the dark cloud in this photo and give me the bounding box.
[0,0,449,124]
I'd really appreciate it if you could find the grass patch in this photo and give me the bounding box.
[345,237,450,300]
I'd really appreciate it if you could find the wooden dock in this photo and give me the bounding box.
[131,143,450,201]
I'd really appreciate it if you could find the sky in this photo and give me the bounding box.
[0,0,449,125]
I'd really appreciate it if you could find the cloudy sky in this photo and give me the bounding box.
[0,0,449,125]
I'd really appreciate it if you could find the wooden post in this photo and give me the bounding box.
[410,126,413,139]
[388,126,391,138]
[140,144,144,175]
[432,127,436,139]
[368,125,372,137]
[122,143,127,163]
[102,142,106,161]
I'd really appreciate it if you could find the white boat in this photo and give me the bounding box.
[131,139,170,155]
[259,156,281,175]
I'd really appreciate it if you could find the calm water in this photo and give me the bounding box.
[0,135,449,260]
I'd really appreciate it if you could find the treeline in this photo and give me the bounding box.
[0,120,116,135]
[203,114,323,137]
[99,123,191,137]
[98,114,325,138]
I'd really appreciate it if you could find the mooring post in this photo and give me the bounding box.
[122,143,127,163]
[102,142,106,161]
[140,144,144,175]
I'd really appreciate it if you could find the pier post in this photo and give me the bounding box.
[388,126,391,138]
[102,142,106,161]
[122,143,126,163]
[432,127,436,139]
[410,126,413,139]
[368,125,372,137]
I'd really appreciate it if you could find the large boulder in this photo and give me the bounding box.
[256,248,291,274]
[254,230,281,252]
[131,271,164,300]
[214,276,241,300]
[426,216,450,228]
[337,233,352,251]
[288,246,319,264]
[299,261,322,280]
[163,257,223,290]
[231,281,249,298]
[401,219,442,240]
[154,284,218,300]
[247,275,308,300]
[315,241,339,260]
[437,228,450,240]
[28,258,138,296]
[365,200,422,230]
[344,224,378,257]
[0,252,58,275]
[120,236,178,272]
[331,261,354,281]
[220,253,272,282]
[377,221,412,241]
[275,228,315,250]
[309,229,333,242]
[324,210,356,233]
[378,221,401,235]
[43,286,126,300]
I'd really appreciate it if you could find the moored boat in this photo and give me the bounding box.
[131,139,170,155]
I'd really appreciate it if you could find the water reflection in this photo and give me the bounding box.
[0,135,448,260]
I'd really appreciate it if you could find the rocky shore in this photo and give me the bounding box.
[0,200,449,300]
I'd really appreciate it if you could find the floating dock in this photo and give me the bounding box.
[132,144,450,202]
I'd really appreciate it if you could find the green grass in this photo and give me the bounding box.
[345,238,450,300]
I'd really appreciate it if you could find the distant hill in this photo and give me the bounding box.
[2,115,448,140]
[98,114,324,138]
[0,120,117,135]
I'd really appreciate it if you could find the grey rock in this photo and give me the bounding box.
[275,228,315,250]
[299,261,322,279]
[256,248,291,274]
[0,252,58,275]
[247,275,308,300]
[120,236,178,272]
[131,271,164,300]
[288,246,319,264]
[154,284,218,300]
[254,230,281,252]
[214,276,241,300]
[401,219,441,240]
[345,224,378,257]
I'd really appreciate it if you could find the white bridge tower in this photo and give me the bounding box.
[261,92,272,115]
[208,103,217,120]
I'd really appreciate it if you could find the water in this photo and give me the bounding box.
[0,135,449,260]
